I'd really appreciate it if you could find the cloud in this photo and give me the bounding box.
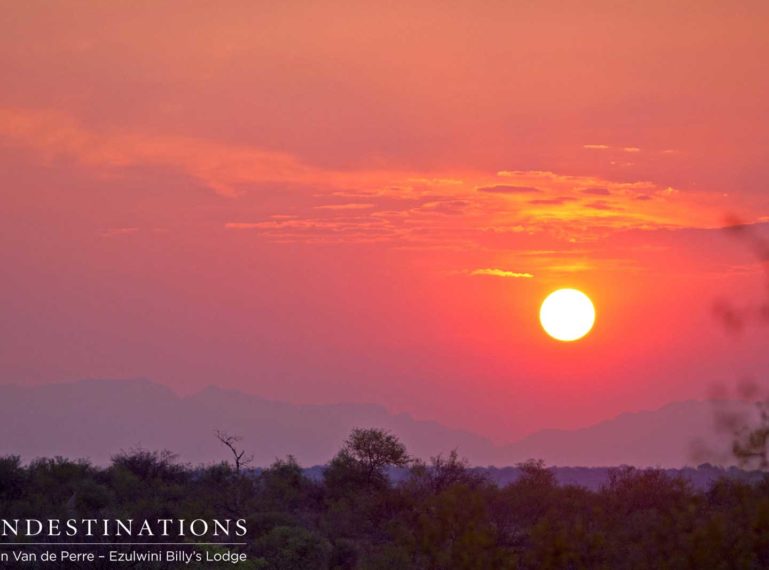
[0,107,311,197]
[0,108,469,200]
[225,222,264,229]
[586,200,622,211]
[101,227,140,237]
[528,197,577,205]
[582,144,641,153]
[314,203,375,210]
[470,268,534,279]
[418,200,471,215]
[580,187,611,196]
[546,262,593,273]
[0,106,729,247]
[476,185,540,194]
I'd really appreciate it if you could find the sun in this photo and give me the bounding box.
[539,288,596,342]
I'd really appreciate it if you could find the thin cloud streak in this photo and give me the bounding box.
[470,268,535,279]
[0,107,735,251]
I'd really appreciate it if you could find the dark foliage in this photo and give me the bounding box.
[2,429,769,568]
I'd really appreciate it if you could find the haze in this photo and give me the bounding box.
[2,2,769,444]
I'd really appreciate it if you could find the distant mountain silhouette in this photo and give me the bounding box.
[0,379,751,467]
[0,379,497,466]
[500,400,752,467]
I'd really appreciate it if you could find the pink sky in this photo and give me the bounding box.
[2,2,769,441]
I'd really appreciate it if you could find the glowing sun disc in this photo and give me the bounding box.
[539,288,595,342]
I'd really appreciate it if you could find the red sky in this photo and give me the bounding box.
[2,1,769,441]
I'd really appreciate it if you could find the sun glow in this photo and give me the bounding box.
[539,289,596,342]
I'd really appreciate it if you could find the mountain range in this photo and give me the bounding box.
[0,379,753,467]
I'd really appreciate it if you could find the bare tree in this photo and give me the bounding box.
[215,430,253,473]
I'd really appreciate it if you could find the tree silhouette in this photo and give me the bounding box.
[337,427,410,484]
[215,430,254,473]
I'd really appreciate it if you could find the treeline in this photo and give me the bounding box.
[2,427,769,569]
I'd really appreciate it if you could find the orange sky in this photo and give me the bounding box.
[2,1,769,440]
